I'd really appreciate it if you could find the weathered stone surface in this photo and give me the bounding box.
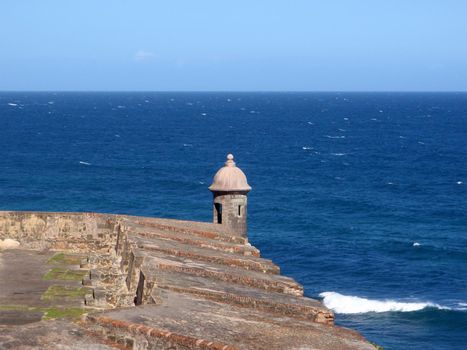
[0,211,375,349]
[0,320,118,349]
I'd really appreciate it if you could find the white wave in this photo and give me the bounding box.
[324,135,346,139]
[302,146,313,150]
[457,181,463,185]
[331,153,346,156]
[8,103,18,106]
[320,292,449,314]
[413,242,421,247]
[79,161,91,166]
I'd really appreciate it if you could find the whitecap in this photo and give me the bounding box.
[8,103,18,106]
[343,117,349,120]
[79,161,91,166]
[331,153,346,156]
[183,143,193,147]
[324,135,346,139]
[320,292,449,314]
[457,181,463,185]
[302,146,313,150]
[307,122,314,125]
[413,242,421,247]
[48,101,55,105]
[201,112,207,116]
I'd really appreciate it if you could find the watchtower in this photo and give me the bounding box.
[209,154,251,237]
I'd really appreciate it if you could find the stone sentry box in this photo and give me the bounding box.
[209,154,251,238]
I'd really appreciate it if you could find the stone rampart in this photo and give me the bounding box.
[0,211,376,350]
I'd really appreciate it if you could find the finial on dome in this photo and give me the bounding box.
[225,154,235,167]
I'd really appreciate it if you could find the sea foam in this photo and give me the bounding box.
[319,292,449,314]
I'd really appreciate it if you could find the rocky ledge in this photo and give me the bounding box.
[0,211,376,350]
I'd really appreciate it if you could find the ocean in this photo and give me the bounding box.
[0,92,466,349]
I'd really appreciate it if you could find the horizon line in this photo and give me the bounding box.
[1,90,467,93]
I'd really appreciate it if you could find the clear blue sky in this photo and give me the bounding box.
[1,1,466,91]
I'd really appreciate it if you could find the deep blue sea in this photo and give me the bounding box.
[0,92,466,349]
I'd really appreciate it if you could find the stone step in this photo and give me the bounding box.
[141,254,303,296]
[130,218,247,244]
[150,268,333,324]
[132,235,279,274]
[86,315,237,350]
[86,293,374,350]
[127,225,260,257]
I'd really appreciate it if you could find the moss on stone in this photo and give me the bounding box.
[0,304,32,312]
[43,267,88,281]
[42,307,88,320]
[41,285,91,301]
[47,253,84,266]
[0,305,90,320]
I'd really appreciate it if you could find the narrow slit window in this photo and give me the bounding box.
[238,205,242,217]
[215,203,222,224]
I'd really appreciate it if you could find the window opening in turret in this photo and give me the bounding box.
[215,203,222,224]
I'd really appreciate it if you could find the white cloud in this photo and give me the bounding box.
[134,50,157,62]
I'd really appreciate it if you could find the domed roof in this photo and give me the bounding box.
[209,154,251,192]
